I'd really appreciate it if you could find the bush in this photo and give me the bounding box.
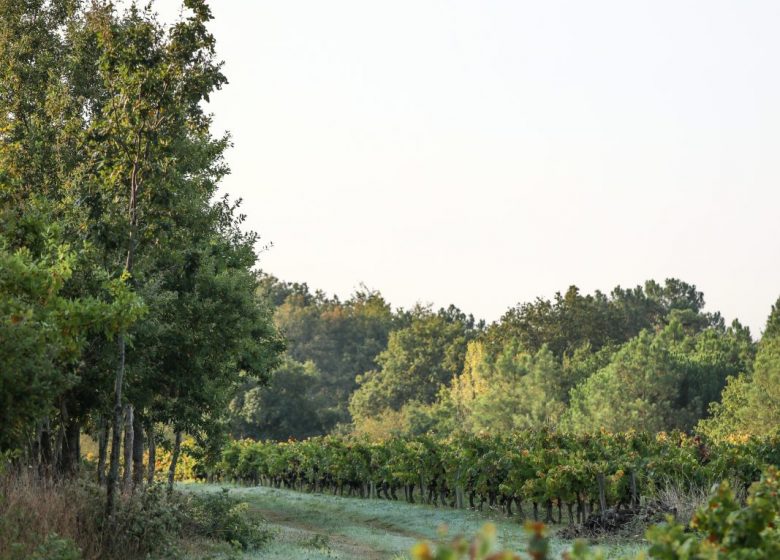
[186,489,271,550]
[30,535,82,560]
[102,483,188,558]
[102,485,269,556]
[3,534,82,560]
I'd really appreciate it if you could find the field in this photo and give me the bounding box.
[182,483,645,560]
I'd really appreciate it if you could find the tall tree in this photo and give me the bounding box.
[699,300,779,439]
[484,278,717,360]
[230,357,325,441]
[0,1,282,497]
[349,305,477,426]
[250,277,396,432]
[564,319,751,434]
[444,341,566,434]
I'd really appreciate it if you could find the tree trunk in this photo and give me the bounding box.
[516,497,525,520]
[53,415,64,476]
[106,334,126,515]
[132,414,144,489]
[630,470,639,508]
[40,417,52,480]
[544,499,554,523]
[122,404,134,492]
[597,473,607,518]
[167,430,182,492]
[31,423,41,471]
[62,416,80,476]
[97,416,108,485]
[107,164,139,512]
[146,424,156,485]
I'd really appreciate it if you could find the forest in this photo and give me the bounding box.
[2,1,780,559]
[237,273,773,443]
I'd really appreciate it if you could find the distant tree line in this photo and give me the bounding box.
[240,276,777,441]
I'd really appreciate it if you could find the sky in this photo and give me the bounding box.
[154,1,780,335]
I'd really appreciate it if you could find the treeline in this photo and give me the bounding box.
[241,277,778,441]
[0,0,283,513]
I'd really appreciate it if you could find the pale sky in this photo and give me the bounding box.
[155,1,780,336]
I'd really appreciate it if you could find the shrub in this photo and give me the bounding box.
[30,535,82,560]
[185,489,271,550]
[3,534,82,560]
[102,483,187,558]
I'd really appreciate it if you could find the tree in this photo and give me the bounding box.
[441,341,566,434]
[564,319,751,434]
[230,357,326,441]
[564,330,685,433]
[65,0,235,511]
[483,279,716,361]
[267,279,396,429]
[0,1,282,497]
[349,305,476,427]
[735,325,780,433]
[126,196,283,487]
[0,231,141,452]
[698,302,780,439]
[763,296,780,340]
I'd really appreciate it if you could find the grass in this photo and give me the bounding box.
[0,470,103,559]
[180,483,647,559]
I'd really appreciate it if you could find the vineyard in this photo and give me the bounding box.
[2,0,779,557]
[210,430,779,527]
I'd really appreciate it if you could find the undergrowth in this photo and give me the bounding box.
[0,470,269,560]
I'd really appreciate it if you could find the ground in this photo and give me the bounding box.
[182,483,647,559]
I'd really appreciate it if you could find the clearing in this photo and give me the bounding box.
[182,483,646,559]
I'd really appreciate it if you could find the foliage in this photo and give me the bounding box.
[0,232,142,450]
[445,342,566,433]
[699,307,780,440]
[187,488,271,551]
[0,471,267,560]
[232,275,758,441]
[230,357,328,441]
[153,438,200,482]
[482,280,717,360]
[411,523,521,560]
[409,467,780,559]
[209,430,779,528]
[349,304,478,428]
[564,319,751,434]
[0,0,282,483]
[246,276,397,434]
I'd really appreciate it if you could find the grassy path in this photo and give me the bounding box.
[183,483,645,559]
